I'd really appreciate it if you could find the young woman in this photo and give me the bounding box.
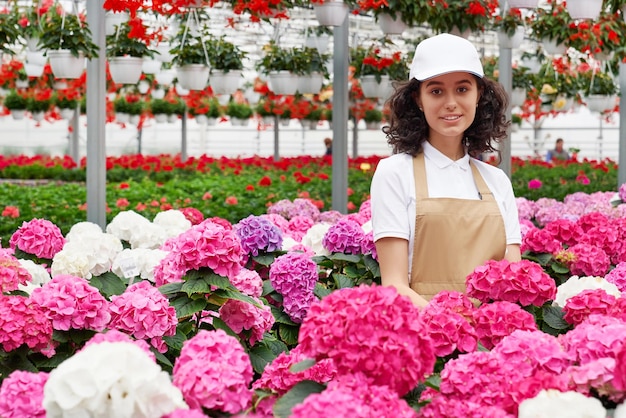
[370,34,522,308]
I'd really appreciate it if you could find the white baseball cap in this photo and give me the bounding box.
[408,33,484,82]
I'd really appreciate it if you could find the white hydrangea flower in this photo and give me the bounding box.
[17,258,51,294]
[282,236,300,251]
[50,247,94,280]
[361,220,373,234]
[128,222,168,249]
[152,210,192,238]
[518,389,606,418]
[106,210,153,242]
[66,221,103,241]
[301,222,332,256]
[553,275,621,307]
[43,341,186,418]
[615,402,626,418]
[112,248,168,282]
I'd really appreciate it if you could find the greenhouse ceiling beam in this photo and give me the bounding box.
[86,0,107,229]
[331,17,349,214]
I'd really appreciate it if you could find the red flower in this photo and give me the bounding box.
[258,176,272,187]
[225,196,238,205]
[1,206,19,218]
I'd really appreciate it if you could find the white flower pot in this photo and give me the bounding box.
[210,69,242,95]
[116,112,130,123]
[59,107,75,119]
[520,56,541,74]
[360,75,391,99]
[297,72,324,95]
[129,114,140,125]
[365,121,380,130]
[105,11,129,36]
[507,0,539,8]
[167,114,179,123]
[585,95,616,113]
[11,109,25,120]
[262,116,274,125]
[137,80,150,94]
[280,118,290,126]
[24,63,44,78]
[497,27,525,49]
[566,0,602,20]
[15,79,29,89]
[268,71,299,96]
[109,57,144,85]
[176,64,210,91]
[231,117,249,126]
[542,38,567,56]
[151,88,166,100]
[31,111,45,122]
[313,0,349,26]
[377,13,407,35]
[53,81,68,90]
[154,113,168,123]
[25,36,40,52]
[26,50,48,66]
[142,59,161,75]
[195,114,208,125]
[175,85,190,96]
[510,87,527,107]
[47,50,85,79]
[155,69,176,86]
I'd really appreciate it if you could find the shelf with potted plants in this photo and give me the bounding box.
[169,24,211,91]
[106,16,159,85]
[186,95,221,125]
[225,99,253,126]
[256,41,299,96]
[427,0,498,37]
[527,1,574,55]
[532,56,581,113]
[37,4,99,80]
[567,11,626,61]
[2,90,28,120]
[351,44,408,99]
[113,93,146,125]
[25,87,53,122]
[205,34,247,96]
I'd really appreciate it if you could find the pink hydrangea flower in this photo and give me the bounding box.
[153,252,186,287]
[562,243,611,277]
[560,314,626,365]
[298,285,435,396]
[172,329,253,414]
[465,259,507,303]
[605,261,626,292]
[520,227,563,254]
[30,274,110,331]
[234,215,283,257]
[261,213,290,234]
[82,329,155,361]
[579,223,621,264]
[9,218,65,260]
[269,252,318,323]
[563,288,616,325]
[108,280,177,353]
[168,219,242,278]
[0,295,53,354]
[472,301,537,350]
[360,230,377,260]
[252,345,337,395]
[543,219,584,248]
[516,197,538,221]
[576,212,610,232]
[163,409,207,418]
[179,207,204,225]
[566,358,622,402]
[286,215,315,242]
[322,218,365,255]
[218,298,275,346]
[613,342,626,391]
[416,395,514,418]
[0,370,48,418]
[229,267,263,297]
[359,199,372,219]
[425,291,476,321]
[421,310,477,357]
[0,253,31,293]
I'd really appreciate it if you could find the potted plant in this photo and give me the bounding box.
[113,94,145,124]
[106,18,157,85]
[149,98,176,123]
[363,108,383,130]
[189,96,221,125]
[492,7,527,49]
[358,0,429,34]
[170,26,211,91]
[352,46,407,99]
[2,89,28,120]
[54,91,79,119]
[38,6,99,79]
[427,0,495,36]
[225,101,253,126]
[579,67,618,112]
[256,41,298,95]
[528,2,573,52]
[309,0,358,26]
[206,35,247,95]
[292,46,330,94]
[26,90,53,122]
[0,9,19,56]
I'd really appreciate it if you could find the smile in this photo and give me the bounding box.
[441,115,461,121]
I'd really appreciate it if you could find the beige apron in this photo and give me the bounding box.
[410,153,506,300]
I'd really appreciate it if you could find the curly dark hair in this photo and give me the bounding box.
[382,76,510,160]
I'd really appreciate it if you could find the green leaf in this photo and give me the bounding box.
[363,255,381,278]
[550,262,570,274]
[32,352,72,370]
[329,253,361,263]
[163,328,188,351]
[313,282,332,299]
[158,282,184,296]
[89,272,127,298]
[423,374,441,390]
[522,252,553,266]
[262,280,276,296]
[170,296,207,319]
[333,274,355,289]
[273,380,326,418]
[181,273,230,295]
[249,343,278,375]
[152,349,173,368]
[542,305,571,330]
[211,317,239,339]
[252,253,280,266]
[271,306,298,326]
[289,358,316,373]
[279,323,300,346]
[213,288,261,307]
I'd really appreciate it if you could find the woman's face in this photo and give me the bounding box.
[417,72,480,143]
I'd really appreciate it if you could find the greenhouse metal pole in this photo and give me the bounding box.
[181,110,188,162]
[331,17,349,213]
[618,62,626,187]
[69,106,79,164]
[498,44,513,178]
[86,0,107,229]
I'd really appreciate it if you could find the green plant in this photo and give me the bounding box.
[528,2,573,44]
[38,8,99,58]
[149,99,177,115]
[54,94,78,110]
[580,70,618,96]
[225,101,253,119]
[427,0,494,34]
[2,90,27,110]
[291,46,330,78]
[0,9,19,55]
[304,106,324,121]
[363,108,383,123]
[492,7,526,37]
[513,66,535,91]
[255,41,295,75]
[169,26,210,67]
[206,35,246,72]
[106,20,156,58]
[113,96,145,115]
[26,97,51,113]
[359,0,430,27]
[351,44,408,82]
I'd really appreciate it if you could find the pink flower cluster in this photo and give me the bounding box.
[291,373,417,418]
[298,285,435,396]
[605,261,626,291]
[0,370,48,418]
[322,218,365,255]
[562,288,616,325]
[421,309,477,357]
[417,395,514,418]
[426,291,475,320]
[0,253,31,293]
[520,227,562,254]
[267,198,320,221]
[234,215,283,257]
[229,267,263,297]
[252,345,336,395]
[614,342,626,391]
[9,218,65,260]
[543,219,584,248]
[164,409,207,418]
[269,252,318,323]
[562,243,611,277]
[466,259,556,307]
[108,281,177,353]
[286,215,315,241]
[172,329,253,414]
[218,298,275,345]
[0,295,53,354]
[179,207,204,225]
[472,301,538,349]
[30,275,110,331]
[81,329,155,361]
[560,314,626,365]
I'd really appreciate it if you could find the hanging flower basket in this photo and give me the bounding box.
[360,75,391,99]
[268,71,299,95]
[377,13,407,35]
[142,59,162,75]
[47,50,85,79]
[313,0,349,26]
[297,72,324,95]
[542,38,567,56]
[109,57,144,85]
[584,94,616,113]
[23,63,45,78]
[566,0,602,20]
[510,87,527,107]
[508,0,539,8]
[176,64,210,91]
[210,70,242,95]
[497,26,525,49]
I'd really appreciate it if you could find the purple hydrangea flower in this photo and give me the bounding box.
[234,215,283,256]
[322,219,365,255]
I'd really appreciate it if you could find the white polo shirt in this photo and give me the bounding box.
[370,142,522,273]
